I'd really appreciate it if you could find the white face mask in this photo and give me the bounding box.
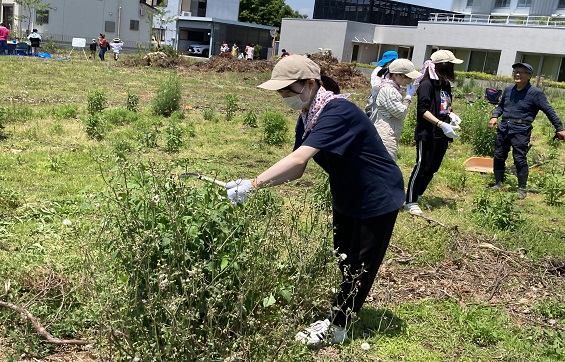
[283,85,312,110]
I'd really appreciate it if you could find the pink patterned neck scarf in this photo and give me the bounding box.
[414,60,438,88]
[379,77,401,92]
[300,86,350,139]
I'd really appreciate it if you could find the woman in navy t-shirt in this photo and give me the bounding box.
[224,55,405,347]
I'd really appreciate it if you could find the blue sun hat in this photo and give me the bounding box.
[377,50,399,67]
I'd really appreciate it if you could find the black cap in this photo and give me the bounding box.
[512,62,534,74]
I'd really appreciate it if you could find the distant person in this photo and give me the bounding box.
[220,43,229,53]
[281,48,290,57]
[151,35,160,51]
[405,50,464,215]
[27,29,41,55]
[110,38,123,61]
[366,51,398,117]
[372,59,420,160]
[245,44,254,60]
[98,34,108,61]
[231,43,239,57]
[488,62,565,199]
[89,39,97,59]
[0,23,10,55]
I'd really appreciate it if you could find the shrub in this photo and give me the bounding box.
[163,119,184,153]
[152,74,182,117]
[203,108,215,121]
[243,110,258,128]
[83,114,105,141]
[262,111,289,146]
[103,108,140,126]
[87,89,107,115]
[126,91,140,112]
[459,99,496,156]
[97,162,338,361]
[399,103,417,146]
[225,94,238,122]
[472,190,524,231]
[136,125,159,149]
[0,107,6,140]
[53,104,79,119]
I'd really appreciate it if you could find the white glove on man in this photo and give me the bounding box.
[405,84,416,97]
[449,112,462,126]
[440,122,460,138]
[225,179,256,204]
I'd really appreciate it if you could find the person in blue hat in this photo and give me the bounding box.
[488,62,565,199]
[366,50,398,116]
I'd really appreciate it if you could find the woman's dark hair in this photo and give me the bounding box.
[434,62,455,82]
[320,75,340,94]
[376,66,390,78]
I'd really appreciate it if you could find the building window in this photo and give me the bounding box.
[495,0,510,7]
[466,0,473,7]
[559,0,565,8]
[36,9,49,24]
[468,51,501,75]
[130,20,139,31]
[105,21,116,33]
[517,0,531,7]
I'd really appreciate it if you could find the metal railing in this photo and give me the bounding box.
[428,13,565,27]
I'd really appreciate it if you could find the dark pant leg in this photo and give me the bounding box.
[510,130,531,189]
[331,209,398,328]
[417,137,449,196]
[406,138,448,203]
[493,128,512,173]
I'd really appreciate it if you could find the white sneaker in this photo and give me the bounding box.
[403,202,422,215]
[295,319,347,346]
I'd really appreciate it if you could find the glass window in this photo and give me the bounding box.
[495,0,510,7]
[559,0,565,8]
[130,20,139,31]
[517,0,531,7]
[466,0,473,7]
[105,21,115,33]
[36,9,49,24]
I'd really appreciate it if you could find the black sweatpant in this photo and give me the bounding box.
[405,138,449,204]
[331,208,399,327]
[493,126,531,188]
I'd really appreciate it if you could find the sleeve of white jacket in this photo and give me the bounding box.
[370,66,382,89]
[376,87,411,120]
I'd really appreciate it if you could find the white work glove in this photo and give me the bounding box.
[405,84,416,97]
[440,122,460,138]
[449,112,462,126]
[225,179,256,204]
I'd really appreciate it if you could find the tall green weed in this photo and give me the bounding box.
[152,74,182,117]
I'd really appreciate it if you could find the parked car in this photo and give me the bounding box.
[187,43,210,57]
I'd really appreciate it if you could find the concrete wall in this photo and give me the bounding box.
[279,19,348,59]
[206,0,239,21]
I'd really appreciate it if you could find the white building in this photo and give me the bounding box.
[280,0,565,80]
[3,0,163,50]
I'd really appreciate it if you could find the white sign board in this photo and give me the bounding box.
[71,38,86,48]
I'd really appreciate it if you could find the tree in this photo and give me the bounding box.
[14,0,51,35]
[238,0,307,28]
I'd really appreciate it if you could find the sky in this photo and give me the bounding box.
[285,0,453,19]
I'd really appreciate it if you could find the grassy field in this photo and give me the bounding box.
[0,54,564,362]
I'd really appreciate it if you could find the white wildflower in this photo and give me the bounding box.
[62,219,72,226]
[360,342,370,351]
[339,253,347,261]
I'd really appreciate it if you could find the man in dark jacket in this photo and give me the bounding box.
[488,62,565,199]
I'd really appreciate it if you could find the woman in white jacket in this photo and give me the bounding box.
[372,59,421,160]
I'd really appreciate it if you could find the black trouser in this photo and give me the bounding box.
[331,208,398,327]
[405,138,449,204]
[493,126,531,188]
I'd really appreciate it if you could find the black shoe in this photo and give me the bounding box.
[491,182,502,191]
[517,188,527,199]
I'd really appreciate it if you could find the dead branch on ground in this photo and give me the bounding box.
[0,300,95,345]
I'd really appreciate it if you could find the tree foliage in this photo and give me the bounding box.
[238,0,307,28]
